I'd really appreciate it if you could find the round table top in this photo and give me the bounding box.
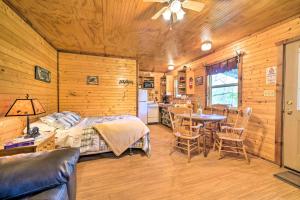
[177,113,227,121]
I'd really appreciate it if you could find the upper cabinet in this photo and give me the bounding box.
[177,70,186,95]
[175,69,195,95]
[186,70,195,95]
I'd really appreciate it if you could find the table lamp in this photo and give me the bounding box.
[5,94,46,138]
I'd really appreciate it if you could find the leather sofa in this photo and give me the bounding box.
[0,148,80,200]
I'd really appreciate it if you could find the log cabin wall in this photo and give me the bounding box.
[174,17,300,162]
[59,52,137,117]
[0,0,57,145]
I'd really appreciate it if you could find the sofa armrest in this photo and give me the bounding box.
[0,148,80,200]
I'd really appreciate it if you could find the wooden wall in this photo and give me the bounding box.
[0,0,57,144]
[175,17,300,162]
[59,53,137,117]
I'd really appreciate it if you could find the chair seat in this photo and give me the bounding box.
[174,131,200,140]
[216,132,243,141]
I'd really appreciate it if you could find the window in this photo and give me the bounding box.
[207,68,239,108]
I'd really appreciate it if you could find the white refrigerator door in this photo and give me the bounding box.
[138,102,148,124]
[139,89,148,102]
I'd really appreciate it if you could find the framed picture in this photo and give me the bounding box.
[87,76,99,85]
[195,76,203,86]
[35,66,51,83]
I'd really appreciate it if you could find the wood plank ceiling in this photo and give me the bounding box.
[5,0,300,72]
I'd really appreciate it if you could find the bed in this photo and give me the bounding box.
[29,114,151,157]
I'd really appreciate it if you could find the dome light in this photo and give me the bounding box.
[170,0,181,13]
[168,65,175,70]
[163,9,171,21]
[201,41,212,51]
[176,9,185,20]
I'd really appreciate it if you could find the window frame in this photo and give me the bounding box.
[207,74,239,108]
[205,58,242,109]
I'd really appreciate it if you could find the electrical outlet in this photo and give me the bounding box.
[264,90,275,97]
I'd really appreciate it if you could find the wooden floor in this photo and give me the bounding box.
[77,125,300,200]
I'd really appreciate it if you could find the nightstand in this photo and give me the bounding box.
[0,132,55,157]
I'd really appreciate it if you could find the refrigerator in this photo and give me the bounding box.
[138,89,148,124]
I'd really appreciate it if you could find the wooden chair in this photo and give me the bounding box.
[214,107,252,163]
[205,104,229,146]
[168,107,202,162]
[219,108,240,131]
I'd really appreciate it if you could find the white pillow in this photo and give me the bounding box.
[40,114,58,127]
[62,111,81,121]
[23,121,56,134]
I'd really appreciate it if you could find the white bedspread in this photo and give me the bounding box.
[55,115,149,150]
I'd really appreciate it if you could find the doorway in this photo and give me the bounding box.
[283,40,300,172]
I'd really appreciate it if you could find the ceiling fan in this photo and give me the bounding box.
[143,0,205,21]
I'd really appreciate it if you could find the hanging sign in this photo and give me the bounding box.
[119,79,134,86]
[266,66,277,85]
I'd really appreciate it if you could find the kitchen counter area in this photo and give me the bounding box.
[158,103,194,128]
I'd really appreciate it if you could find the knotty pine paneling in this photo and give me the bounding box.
[59,53,137,117]
[173,17,300,162]
[8,0,300,72]
[0,0,57,144]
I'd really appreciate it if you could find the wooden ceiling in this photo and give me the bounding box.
[6,0,300,72]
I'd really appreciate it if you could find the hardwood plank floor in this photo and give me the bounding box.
[77,125,300,200]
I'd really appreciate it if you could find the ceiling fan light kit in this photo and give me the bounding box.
[176,9,185,20]
[163,8,172,20]
[170,0,181,13]
[146,0,204,21]
[168,65,175,70]
[201,41,212,51]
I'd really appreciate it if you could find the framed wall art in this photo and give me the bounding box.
[195,76,204,86]
[35,66,51,83]
[87,76,99,85]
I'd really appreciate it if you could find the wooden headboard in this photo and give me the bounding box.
[0,117,24,145]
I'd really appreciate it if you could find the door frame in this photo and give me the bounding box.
[275,36,300,166]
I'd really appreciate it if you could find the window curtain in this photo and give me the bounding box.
[206,56,238,76]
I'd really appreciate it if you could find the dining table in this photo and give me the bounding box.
[177,113,227,157]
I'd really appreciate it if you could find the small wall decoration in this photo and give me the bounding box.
[87,76,99,85]
[35,66,51,83]
[266,66,277,85]
[189,77,193,89]
[119,79,134,86]
[195,76,204,86]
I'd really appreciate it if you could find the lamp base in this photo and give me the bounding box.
[24,132,40,139]
[25,128,40,138]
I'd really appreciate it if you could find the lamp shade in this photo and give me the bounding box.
[5,97,46,116]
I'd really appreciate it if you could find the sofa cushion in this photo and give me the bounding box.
[0,148,80,200]
[20,184,69,200]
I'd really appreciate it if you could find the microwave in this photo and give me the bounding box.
[143,80,154,88]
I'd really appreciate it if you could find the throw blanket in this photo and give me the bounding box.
[93,117,149,156]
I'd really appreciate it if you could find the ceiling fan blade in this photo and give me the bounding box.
[151,6,168,20]
[182,0,205,12]
[143,0,168,2]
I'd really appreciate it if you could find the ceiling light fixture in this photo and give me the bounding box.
[201,41,212,51]
[176,9,185,20]
[168,65,175,70]
[163,8,172,21]
[170,0,182,13]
